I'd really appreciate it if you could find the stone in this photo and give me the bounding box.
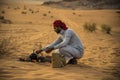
[52,53,66,68]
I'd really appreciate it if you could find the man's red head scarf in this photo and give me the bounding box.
[53,20,68,30]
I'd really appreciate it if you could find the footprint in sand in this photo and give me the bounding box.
[0,69,14,79]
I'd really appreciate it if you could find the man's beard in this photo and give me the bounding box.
[55,30,61,34]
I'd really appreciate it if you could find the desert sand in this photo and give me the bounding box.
[0,1,120,80]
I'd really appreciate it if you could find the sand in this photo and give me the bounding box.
[0,1,120,80]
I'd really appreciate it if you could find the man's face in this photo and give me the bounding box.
[54,26,62,34]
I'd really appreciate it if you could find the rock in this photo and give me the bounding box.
[52,53,66,68]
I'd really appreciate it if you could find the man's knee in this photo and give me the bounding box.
[59,47,66,53]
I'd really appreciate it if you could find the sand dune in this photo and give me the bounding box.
[0,2,120,80]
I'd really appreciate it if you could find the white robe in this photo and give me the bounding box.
[42,29,84,62]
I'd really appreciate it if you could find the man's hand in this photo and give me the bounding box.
[45,47,54,53]
[35,49,43,54]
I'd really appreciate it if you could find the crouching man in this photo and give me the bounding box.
[36,20,84,65]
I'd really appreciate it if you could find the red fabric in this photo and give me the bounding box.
[53,20,68,30]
